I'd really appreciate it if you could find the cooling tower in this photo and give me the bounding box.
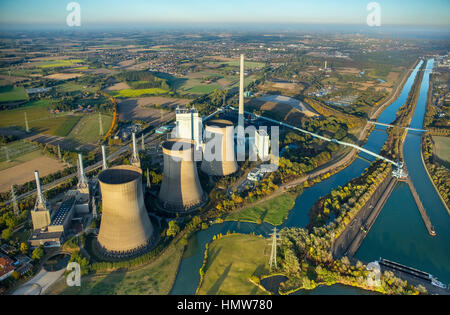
[97,165,154,255]
[201,119,238,176]
[158,139,205,211]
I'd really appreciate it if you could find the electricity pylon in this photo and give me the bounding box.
[91,196,97,219]
[3,146,10,162]
[57,144,62,160]
[268,227,281,271]
[11,185,19,216]
[24,112,30,133]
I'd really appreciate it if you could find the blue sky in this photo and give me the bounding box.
[0,0,448,28]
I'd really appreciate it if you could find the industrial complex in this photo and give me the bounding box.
[23,54,272,260]
[29,155,91,248]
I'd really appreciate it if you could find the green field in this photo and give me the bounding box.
[38,59,85,68]
[68,113,113,144]
[0,148,43,171]
[73,66,89,70]
[0,100,81,136]
[185,84,222,94]
[226,193,296,226]
[0,86,29,103]
[433,136,450,163]
[197,234,269,295]
[54,115,82,136]
[56,82,97,93]
[109,88,168,98]
[220,61,266,70]
[0,140,40,162]
[47,243,185,295]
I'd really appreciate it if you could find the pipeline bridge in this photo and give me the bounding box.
[367,121,427,132]
[216,106,405,174]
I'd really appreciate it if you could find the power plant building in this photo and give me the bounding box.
[29,158,92,248]
[175,107,203,151]
[159,139,205,211]
[255,129,270,161]
[201,119,238,176]
[29,171,77,247]
[97,165,154,257]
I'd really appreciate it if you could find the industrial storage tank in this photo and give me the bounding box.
[97,165,153,256]
[158,139,205,211]
[201,119,238,176]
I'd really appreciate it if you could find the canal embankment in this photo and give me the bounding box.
[402,176,436,236]
[420,138,450,216]
[332,174,395,259]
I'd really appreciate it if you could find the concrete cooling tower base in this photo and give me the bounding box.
[156,192,208,214]
[93,233,159,261]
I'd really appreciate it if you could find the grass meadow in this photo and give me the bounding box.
[0,86,29,103]
[108,88,168,98]
[47,242,185,295]
[197,234,269,295]
[0,99,81,136]
[226,193,296,226]
[67,113,113,144]
[432,136,450,163]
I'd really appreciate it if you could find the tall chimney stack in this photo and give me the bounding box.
[238,54,245,129]
[78,153,88,188]
[102,145,108,170]
[132,132,138,158]
[32,170,50,230]
[237,54,246,160]
[131,132,141,168]
[34,170,45,207]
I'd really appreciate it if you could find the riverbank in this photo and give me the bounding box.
[370,59,420,120]
[420,77,450,215]
[333,175,396,259]
[420,136,450,215]
[356,58,450,286]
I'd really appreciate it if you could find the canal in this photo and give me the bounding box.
[170,59,447,294]
[355,59,450,285]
